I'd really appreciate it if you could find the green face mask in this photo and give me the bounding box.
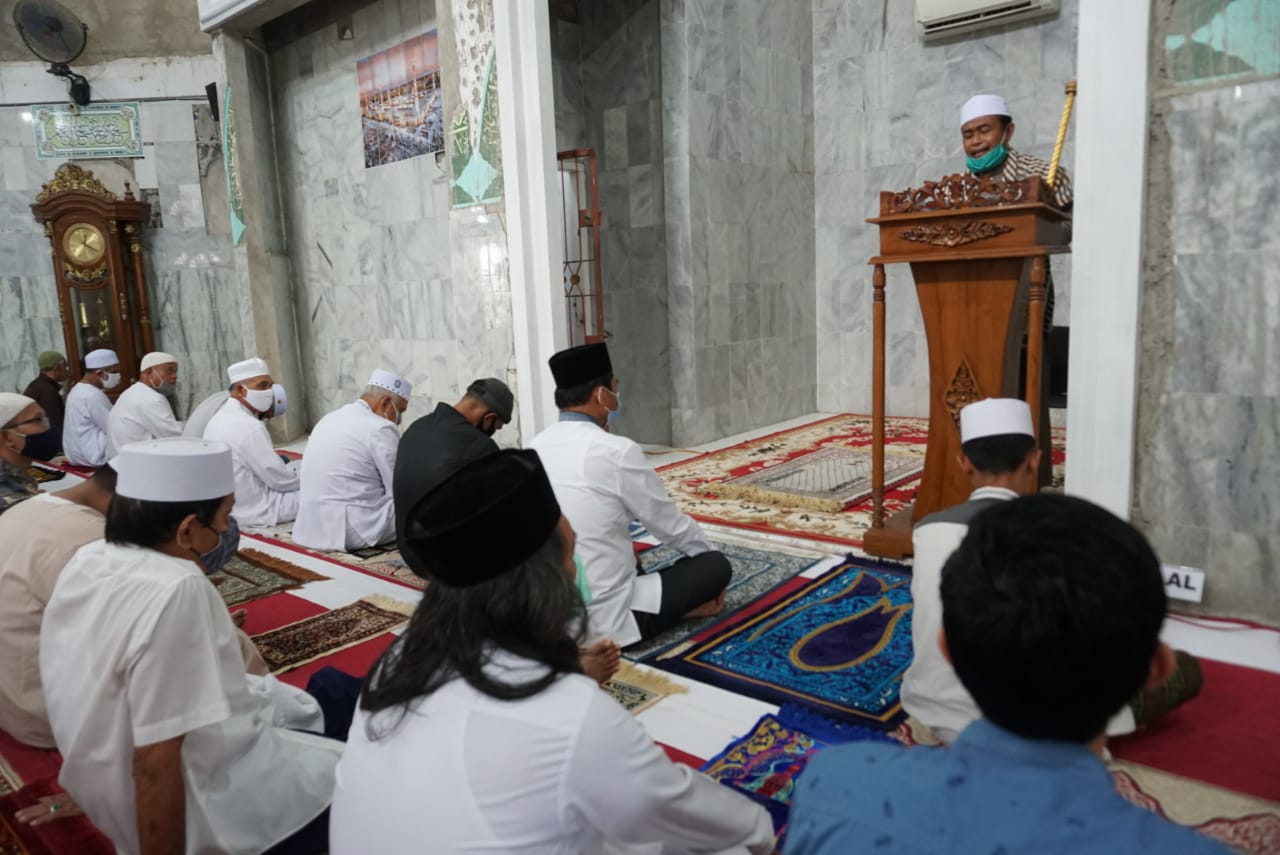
[966,129,1010,175]
[573,554,592,605]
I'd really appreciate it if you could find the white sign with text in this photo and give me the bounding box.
[1162,564,1206,603]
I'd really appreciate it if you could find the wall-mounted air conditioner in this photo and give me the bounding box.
[915,0,1061,41]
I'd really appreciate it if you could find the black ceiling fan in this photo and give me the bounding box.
[13,0,92,107]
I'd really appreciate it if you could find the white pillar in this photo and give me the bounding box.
[1065,0,1151,518]
[492,0,566,445]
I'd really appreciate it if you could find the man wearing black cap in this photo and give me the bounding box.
[530,343,731,647]
[392,377,513,534]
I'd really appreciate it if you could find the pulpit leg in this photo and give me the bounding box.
[872,264,886,528]
[1026,256,1046,439]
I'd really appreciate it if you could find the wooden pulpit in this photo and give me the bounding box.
[862,174,1071,559]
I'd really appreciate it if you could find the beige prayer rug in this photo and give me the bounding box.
[359,559,427,590]
[715,446,922,513]
[250,595,415,674]
[602,661,688,715]
[250,521,406,569]
[658,414,1065,548]
[211,549,331,607]
[1111,760,1280,855]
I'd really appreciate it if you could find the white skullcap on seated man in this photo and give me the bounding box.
[64,349,121,468]
[106,350,183,456]
[39,437,341,855]
[202,357,299,528]
[293,368,412,552]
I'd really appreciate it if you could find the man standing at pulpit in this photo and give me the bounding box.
[961,93,1072,209]
[961,93,1068,484]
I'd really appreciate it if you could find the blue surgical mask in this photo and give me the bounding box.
[604,388,621,425]
[573,553,592,606]
[198,517,241,575]
[966,130,1010,175]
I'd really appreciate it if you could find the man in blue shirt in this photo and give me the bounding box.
[786,494,1229,854]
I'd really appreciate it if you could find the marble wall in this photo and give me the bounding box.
[581,0,672,445]
[1133,3,1280,622]
[812,0,1077,417]
[0,99,242,419]
[270,0,515,435]
[662,0,817,446]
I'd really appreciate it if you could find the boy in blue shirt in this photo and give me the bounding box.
[786,494,1228,854]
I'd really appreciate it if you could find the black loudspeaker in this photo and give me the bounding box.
[1048,326,1070,409]
[206,82,220,123]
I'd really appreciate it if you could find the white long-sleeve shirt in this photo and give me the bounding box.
[106,382,182,456]
[62,382,112,467]
[529,417,713,645]
[330,651,774,854]
[293,400,398,551]
[202,398,299,528]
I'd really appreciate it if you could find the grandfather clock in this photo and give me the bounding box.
[30,163,154,393]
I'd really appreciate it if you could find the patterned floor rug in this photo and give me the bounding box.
[658,414,1065,547]
[211,549,331,607]
[701,707,895,835]
[602,662,688,715]
[624,538,826,662]
[249,595,415,673]
[655,557,913,728]
[716,446,922,513]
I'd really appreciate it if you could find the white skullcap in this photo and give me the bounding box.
[960,93,1011,126]
[0,393,36,428]
[227,357,271,385]
[112,438,236,502]
[85,349,119,370]
[960,398,1034,444]
[140,351,177,371]
[272,384,288,417]
[368,369,412,400]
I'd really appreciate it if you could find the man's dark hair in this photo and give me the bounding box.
[360,526,585,737]
[961,433,1036,474]
[90,463,118,491]
[940,494,1167,743]
[997,115,1011,130]
[105,495,225,549]
[553,372,613,409]
[465,379,495,399]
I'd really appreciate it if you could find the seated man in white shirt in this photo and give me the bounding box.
[39,438,340,855]
[529,343,730,647]
[63,348,119,468]
[106,352,183,455]
[203,357,300,528]
[293,370,410,552]
[901,398,1202,745]
[330,449,774,854]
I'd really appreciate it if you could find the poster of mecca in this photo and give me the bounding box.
[357,31,444,168]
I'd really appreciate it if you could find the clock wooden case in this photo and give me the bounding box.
[30,163,155,393]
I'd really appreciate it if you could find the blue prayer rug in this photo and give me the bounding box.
[656,556,913,728]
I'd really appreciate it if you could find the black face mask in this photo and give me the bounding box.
[196,517,241,575]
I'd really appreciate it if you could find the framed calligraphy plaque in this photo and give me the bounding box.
[33,101,144,160]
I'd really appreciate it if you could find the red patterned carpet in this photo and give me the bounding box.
[658,414,1065,548]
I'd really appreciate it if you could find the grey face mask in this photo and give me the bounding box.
[198,516,241,576]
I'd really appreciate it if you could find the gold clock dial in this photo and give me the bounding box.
[63,223,105,265]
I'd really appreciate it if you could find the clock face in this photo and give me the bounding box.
[63,223,106,266]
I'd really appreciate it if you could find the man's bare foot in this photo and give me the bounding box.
[682,588,727,619]
[231,608,248,628]
[580,639,622,685]
[15,793,83,826]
